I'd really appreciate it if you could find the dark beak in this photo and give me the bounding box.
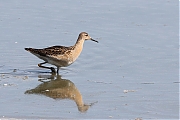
[90,38,98,43]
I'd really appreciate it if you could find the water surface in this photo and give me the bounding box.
[0,0,178,119]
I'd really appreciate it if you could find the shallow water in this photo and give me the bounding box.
[0,0,179,119]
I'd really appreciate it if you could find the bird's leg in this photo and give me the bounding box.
[57,67,59,74]
[38,62,56,73]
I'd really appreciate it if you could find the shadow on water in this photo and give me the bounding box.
[25,74,96,112]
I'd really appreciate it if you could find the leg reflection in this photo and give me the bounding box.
[25,74,95,112]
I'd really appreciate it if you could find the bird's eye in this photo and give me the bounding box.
[85,34,88,36]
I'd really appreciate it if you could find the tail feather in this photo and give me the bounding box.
[25,48,33,51]
[25,48,46,57]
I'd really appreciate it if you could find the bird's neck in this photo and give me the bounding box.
[75,35,84,44]
[70,38,85,62]
[74,38,85,49]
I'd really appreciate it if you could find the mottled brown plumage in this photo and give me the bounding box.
[25,32,98,74]
[25,46,74,56]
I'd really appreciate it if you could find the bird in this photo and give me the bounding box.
[25,32,98,74]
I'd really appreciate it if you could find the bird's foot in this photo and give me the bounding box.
[50,67,56,74]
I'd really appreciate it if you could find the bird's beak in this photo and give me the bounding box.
[90,38,98,43]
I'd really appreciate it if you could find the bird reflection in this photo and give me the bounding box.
[25,74,94,112]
